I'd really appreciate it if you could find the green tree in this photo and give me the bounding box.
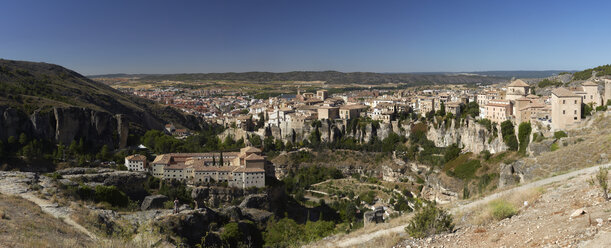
[463,102,480,118]
[582,103,593,118]
[436,102,446,116]
[500,120,518,151]
[96,145,111,161]
[220,222,242,247]
[263,217,304,248]
[304,220,335,242]
[19,133,28,145]
[517,122,532,154]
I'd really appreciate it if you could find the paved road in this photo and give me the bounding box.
[325,163,609,248]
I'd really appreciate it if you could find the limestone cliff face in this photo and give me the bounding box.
[220,119,412,146]
[220,118,503,156]
[426,118,508,154]
[0,106,128,149]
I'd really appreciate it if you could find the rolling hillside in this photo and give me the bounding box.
[0,59,200,132]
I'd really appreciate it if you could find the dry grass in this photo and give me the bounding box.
[457,187,545,225]
[362,231,404,248]
[0,194,94,247]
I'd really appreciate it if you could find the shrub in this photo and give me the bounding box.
[444,144,461,163]
[596,167,609,201]
[94,185,129,207]
[554,131,567,139]
[46,172,63,180]
[537,79,563,88]
[76,185,95,201]
[405,203,454,238]
[480,150,491,161]
[550,143,559,151]
[489,199,517,220]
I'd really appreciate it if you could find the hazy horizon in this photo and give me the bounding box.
[1,0,610,75]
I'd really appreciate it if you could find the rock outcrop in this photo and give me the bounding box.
[427,118,508,154]
[0,106,129,150]
[155,208,225,246]
[141,195,169,211]
[191,186,244,208]
[239,194,270,209]
[60,169,148,200]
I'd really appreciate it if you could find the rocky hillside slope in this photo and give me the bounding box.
[0,59,203,149]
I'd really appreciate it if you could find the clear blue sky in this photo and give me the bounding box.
[1,0,610,75]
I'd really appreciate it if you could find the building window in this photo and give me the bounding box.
[563,100,565,104]
[563,110,565,114]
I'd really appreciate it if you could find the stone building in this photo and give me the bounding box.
[505,79,530,101]
[316,90,329,100]
[582,81,602,107]
[551,88,582,131]
[317,106,339,120]
[339,104,367,120]
[485,99,512,123]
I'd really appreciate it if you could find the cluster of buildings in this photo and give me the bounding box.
[123,77,611,140]
[475,78,611,130]
[119,86,251,119]
[124,147,273,189]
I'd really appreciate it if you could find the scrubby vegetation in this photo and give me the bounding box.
[572,64,611,80]
[501,121,518,151]
[595,167,608,201]
[405,203,454,238]
[553,131,567,139]
[489,199,517,220]
[537,79,563,88]
[517,122,531,155]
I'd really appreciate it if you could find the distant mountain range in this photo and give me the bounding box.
[89,70,576,84]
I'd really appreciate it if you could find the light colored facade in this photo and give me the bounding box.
[339,105,367,120]
[148,147,268,188]
[317,90,329,100]
[582,81,602,107]
[125,154,148,172]
[505,79,530,101]
[231,168,266,188]
[551,88,582,131]
[445,102,461,116]
[419,98,435,116]
[317,106,339,120]
[605,79,611,104]
[485,99,512,123]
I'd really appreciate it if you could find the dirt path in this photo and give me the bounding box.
[0,172,98,240]
[323,163,610,248]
